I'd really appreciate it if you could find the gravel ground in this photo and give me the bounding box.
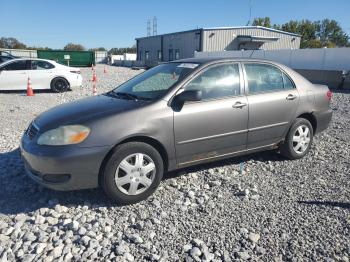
[0,64,349,262]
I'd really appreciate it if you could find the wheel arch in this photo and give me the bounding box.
[296,112,317,134]
[98,136,169,186]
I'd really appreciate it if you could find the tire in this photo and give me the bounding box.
[51,77,70,93]
[280,118,313,160]
[101,142,164,205]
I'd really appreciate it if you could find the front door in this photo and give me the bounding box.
[174,62,248,166]
[243,63,299,149]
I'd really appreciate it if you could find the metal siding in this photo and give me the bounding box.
[0,48,37,58]
[203,28,300,51]
[95,51,108,63]
[136,27,300,64]
[137,36,162,62]
[162,31,201,61]
[37,50,95,67]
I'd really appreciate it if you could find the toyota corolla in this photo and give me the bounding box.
[20,58,332,204]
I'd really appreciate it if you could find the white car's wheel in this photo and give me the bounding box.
[51,77,69,93]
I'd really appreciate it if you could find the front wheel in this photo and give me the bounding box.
[101,142,164,205]
[280,118,313,159]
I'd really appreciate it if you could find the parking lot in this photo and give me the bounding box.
[0,65,349,261]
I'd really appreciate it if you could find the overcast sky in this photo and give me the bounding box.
[1,0,349,49]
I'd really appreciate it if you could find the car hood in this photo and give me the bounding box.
[34,94,146,131]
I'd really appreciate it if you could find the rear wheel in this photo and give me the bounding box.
[280,118,313,159]
[101,142,164,204]
[51,77,69,93]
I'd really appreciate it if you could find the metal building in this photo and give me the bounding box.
[136,26,301,65]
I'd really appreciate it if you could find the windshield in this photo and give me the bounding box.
[112,62,198,100]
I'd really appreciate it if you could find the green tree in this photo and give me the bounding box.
[0,37,26,49]
[252,17,349,48]
[89,47,106,51]
[280,20,300,35]
[252,17,271,28]
[315,19,349,47]
[108,47,137,55]
[63,43,85,51]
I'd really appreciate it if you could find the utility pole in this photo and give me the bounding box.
[147,19,151,37]
[153,16,157,36]
[246,0,254,26]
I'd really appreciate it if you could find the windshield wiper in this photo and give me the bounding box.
[115,92,152,101]
[115,92,140,100]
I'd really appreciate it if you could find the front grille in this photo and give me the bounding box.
[26,122,39,140]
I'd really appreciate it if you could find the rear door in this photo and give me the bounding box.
[26,60,55,89]
[243,62,299,149]
[174,62,248,166]
[0,60,30,90]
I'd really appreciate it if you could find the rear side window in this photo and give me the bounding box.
[185,63,241,100]
[245,63,288,94]
[3,60,29,71]
[31,60,54,70]
[282,73,295,89]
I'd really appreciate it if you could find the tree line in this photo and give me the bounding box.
[0,38,136,54]
[252,17,349,48]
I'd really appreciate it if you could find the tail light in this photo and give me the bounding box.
[70,70,81,74]
[326,90,332,101]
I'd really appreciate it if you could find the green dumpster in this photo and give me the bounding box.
[37,50,95,67]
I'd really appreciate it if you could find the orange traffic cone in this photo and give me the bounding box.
[92,70,97,82]
[103,66,107,74]
[26,77,34,96]
[92,83,97,96]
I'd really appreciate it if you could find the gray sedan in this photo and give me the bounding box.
[21,58,332,204]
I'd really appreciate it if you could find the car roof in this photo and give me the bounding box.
[172,57,280,65]
[6,58,53,62]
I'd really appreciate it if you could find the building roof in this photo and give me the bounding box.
[203,26,301,37]
[136,26,301,40]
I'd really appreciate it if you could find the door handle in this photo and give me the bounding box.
[286,94,297,100]
[232,101,247,108]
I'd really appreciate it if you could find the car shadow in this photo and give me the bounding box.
[0,148,112,215]
[330,87,350,95]
[0,89,72,94]
[298,200,350,209]
[164,149,285,180]
[0,147,285,215]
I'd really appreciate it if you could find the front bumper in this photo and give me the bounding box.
[314,108,333,134]
[20,134,111,191]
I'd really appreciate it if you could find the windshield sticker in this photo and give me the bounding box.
[177,63,199,69]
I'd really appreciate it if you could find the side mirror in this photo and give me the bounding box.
[174,90,202,103]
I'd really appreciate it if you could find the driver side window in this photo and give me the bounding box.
[185,63,241,100]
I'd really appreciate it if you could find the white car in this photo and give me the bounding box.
[0,58,82,92]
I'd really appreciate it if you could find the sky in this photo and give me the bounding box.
[1,0,349,50]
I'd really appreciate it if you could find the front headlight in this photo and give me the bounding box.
[37,125,90,146]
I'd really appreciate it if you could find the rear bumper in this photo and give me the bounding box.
[68,74,83,87]
[20,135,110,191]
[314,108,333,134]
